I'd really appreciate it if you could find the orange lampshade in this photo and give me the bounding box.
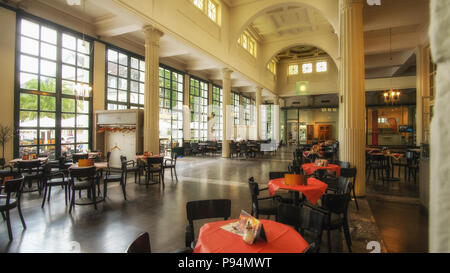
[284,174,306,186]
[78,159,94,167]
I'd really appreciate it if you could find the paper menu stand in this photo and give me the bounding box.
[238,210,267,244]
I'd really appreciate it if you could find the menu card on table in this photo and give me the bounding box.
[221,210,267,244]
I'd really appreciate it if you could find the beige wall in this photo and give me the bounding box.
[0,8,16,162]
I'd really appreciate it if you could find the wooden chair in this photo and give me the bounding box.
[247,177,279,219]
[0,175,26,241]
[185,199,231,248]
[68,166,98,213]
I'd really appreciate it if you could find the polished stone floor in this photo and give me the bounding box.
[0,147,424,253]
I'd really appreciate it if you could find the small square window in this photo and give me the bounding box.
[288,64,299,75]
[302,63,313,74]
[316,61,327,72]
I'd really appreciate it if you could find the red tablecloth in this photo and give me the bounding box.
[193,219,309,253]
[302,163,341,176]
[268,177,328,205]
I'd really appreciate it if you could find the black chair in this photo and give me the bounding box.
[68,166,98,213]
[145,157,164,187]
[0,175,26,241]
[277,203,302,230]
[268,172,294,204]
[103,159,127,200]
[183,142,192,156]
[391,152,407,179]
[229,142,240,158]
[366,154,385,183]
[239,143,249,158]
[300,205,327,253]
[41,162,70,208]
[120,155,140,184]
[248,177,279,219]
[163,148,181,182]
[406,151,420,184]
[332,161,350,168]
[340,167,358,210]
[185,199,231,248]
[126,232,151,253]
[191,143,201,156]
[16,160,44,194]
[72,153,88,163]
[320,152,334,162]
[321,177,352,253]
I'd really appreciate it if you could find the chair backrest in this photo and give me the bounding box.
[126,232,151,253]
[340,168,357,181]
[299,206,326,253]
[269,172,288,180]
[247,177,261,211]
[146,157,163,166]
[277,203,302,230]
[72,153,88,163]
[106,151,111,164]
[186,199,231,228]
[69,166,96,182]
[4,175,24,196]
[172,147,184,158]
[17,160,42,173]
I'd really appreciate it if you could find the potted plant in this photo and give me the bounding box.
[0,124,13,166]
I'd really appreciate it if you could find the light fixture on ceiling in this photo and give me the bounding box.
[66,0,81,6]
[383,89,401,104]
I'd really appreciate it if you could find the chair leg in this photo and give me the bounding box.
[353,186,359,210]
[121,181,127,200]
[1,211,5,220]
[93,185,97,210]
[327,229,332,253]
[69,189,75,213]
[41,185,48,208]
[47,186,52,202]
[174,167,178,181]
[5,210,13,241]
[103,182,108,199]
[17,202,26,229]
[343,223,352,253]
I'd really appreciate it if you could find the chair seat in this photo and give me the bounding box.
[47,177,67,185]
[104,174,122,182]
[0,198,18,211]
[72,180,93,190]
[257,199,278,215]
[325,213,344,229]
[126,166,139,172]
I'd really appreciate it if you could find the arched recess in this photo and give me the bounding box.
[263,33,340,70]
[229,0,339,50]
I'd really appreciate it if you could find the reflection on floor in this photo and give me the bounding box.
[0,147,417,253]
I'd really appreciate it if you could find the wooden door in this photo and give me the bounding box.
[306,125,314,144]
[318,125,332,141]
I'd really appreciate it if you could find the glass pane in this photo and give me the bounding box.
[76,129,89,143]
[77,53,90,68]
[130,92,138,104]
[39,129,55,145]
[108,49,118,62]
[62,65,76,80]
[118,91,127,102]
[40,96,55,111]
[21,19,39,39]
[40,76,56,92]
[118,78,127,90]
[77,39,90,54]
[19,129,37,146]
[20,73,38,90]
[62,98,75,112]
[108,62,117,75]
[41,26,57,44]
[76,114,89,128]
[61,144,75,155]
[20,111,38,127]
[40,60,56,77]
[62,80,75,95]
[118,53,127,65]
[61,129,75,143]
[39,145,55,159]
[21,36,39,56]
[130,81,138,92]
[107,104,117,110]
[107,89,117,101]
[20,93,38,110]
[131,58,139,69]
[62,34,76,50]
[20,55,39,73]
[76,144,89,153]
[77,68,89,83]
[40,112,55,128]
[62,49,76,65]
[77,100,89,113]
[118,65,128,78]
[61,114,75,127]
[40,42,57,60]
[108,75,117,88]
[131,69,139,80]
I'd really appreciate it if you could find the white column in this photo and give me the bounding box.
[429,0,450,252]
[183,74,191,142]
[222,68,232,158]
[415,45,430,145]
[338,0,366,196]
[255,87,262,141]
[274,96,280,144]
[142,25,163,154]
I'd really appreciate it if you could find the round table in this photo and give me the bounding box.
[193,219,309,253]
[69,162,108,205]
[302,163,341,176]
[268,177,328,205]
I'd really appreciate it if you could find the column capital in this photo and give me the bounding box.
[222,68,233,79]
[255,86,263,92]
[142,25,163,44]
[340,0,364,10]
